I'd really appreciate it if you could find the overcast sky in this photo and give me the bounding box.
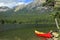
[0,0,33,8]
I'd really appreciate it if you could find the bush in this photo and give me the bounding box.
[43,0,55,7]
[54,7,60,11]
[0,19,5,24]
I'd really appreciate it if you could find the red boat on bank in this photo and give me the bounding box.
[35,30,52,38]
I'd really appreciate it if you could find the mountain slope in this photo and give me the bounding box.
[26,0,45,9]
[14,4,27,12]
[14,0,53,14]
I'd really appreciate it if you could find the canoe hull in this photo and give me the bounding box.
[35,30,52,38]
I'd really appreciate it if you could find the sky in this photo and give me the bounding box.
[0,0,33,8]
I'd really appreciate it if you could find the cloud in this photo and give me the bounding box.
[0,2,16,8]
[0,2,29,8]
[0,0,16,2]
[0,0,33,8]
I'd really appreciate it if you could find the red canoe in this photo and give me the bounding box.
[35,30,52,38]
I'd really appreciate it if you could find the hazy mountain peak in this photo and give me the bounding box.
[0,6,10,12]
[14,4,27,12]
[26,0,45,9]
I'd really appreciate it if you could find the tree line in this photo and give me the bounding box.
[0,20,23,24]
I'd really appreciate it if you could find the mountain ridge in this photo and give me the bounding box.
[0,6,10,12]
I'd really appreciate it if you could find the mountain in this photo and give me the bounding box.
[0,6,10,12]
[14,0,53,14]
[14,0,46,11]
[13,0,46,12]
[0,0,53,17]
[14,4,27,12]
[26,0,45,9]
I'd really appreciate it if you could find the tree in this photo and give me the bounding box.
[12,20,17,24]
[0,19,5,24]
[19,22,22,24]
[43,0,55,7]
[50,12,60,31]
[54,12,60,30]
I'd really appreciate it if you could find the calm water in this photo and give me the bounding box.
[0,24,56,31]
